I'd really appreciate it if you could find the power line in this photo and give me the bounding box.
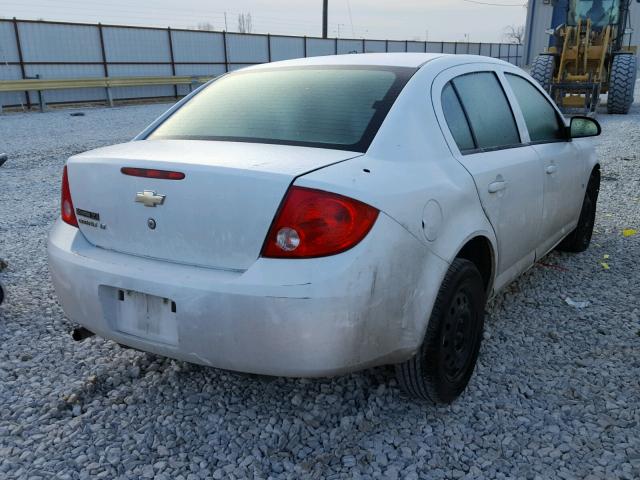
[2,0,525,41]
[345,0,355,37]
[2,0,338,28]
[462,0,526,6]
[1,5,347,35]
[3,1,376,38]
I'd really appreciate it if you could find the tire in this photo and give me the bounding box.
[395,258,486,404]
[531,54,556,93]
[557,170,600,253]
[607,54,638,115]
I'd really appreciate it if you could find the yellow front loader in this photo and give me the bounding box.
[531,0,638,115]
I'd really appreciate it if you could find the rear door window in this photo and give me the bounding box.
[451,72,521,151]
[505,74,566,143]
[441,83,476,152]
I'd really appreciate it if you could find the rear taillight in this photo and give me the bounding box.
[61,166,78,227]
[262,186,379,259]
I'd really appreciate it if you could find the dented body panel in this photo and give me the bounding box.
[48,215,448,376]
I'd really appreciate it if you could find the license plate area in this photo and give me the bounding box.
[102,287,178,345]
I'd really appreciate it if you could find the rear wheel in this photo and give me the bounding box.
[531,54,556,93]
[557,170,600,253]
[607,54,638,114]
[395,259,486,403]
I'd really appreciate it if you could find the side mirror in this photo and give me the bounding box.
[570,116,601,139]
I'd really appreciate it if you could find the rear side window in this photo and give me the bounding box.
[505,74,566,143]
[441,83,475,152]
[147,66,415,153]
[451,72,521,151]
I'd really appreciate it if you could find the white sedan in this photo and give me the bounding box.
[48,53,601,403]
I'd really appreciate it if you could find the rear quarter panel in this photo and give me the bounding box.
[297,58,499,340]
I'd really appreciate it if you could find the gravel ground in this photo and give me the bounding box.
[1,86,639,480]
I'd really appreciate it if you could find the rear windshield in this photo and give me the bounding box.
[147,66,415,152]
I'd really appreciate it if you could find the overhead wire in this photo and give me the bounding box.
[345,0,355,37]
[3,0,527,40]
[461,0,526,6]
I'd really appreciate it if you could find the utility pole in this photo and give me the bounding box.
[322,0,328,38]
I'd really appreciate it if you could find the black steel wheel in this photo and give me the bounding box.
[396,258,486,404]
[440,290,478,384]
[557,169,600,253]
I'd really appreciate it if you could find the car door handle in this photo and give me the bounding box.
[546,165,558,175]
[488,181,507,193]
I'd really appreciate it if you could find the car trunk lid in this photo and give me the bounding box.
[67,139,361,270]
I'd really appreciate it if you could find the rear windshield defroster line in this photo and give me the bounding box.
[146,65,417,153]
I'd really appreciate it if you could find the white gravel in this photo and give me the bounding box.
[1,87,639,480]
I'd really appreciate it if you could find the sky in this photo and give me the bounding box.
[1,0,528,43]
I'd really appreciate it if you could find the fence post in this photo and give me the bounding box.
[385,39,389,52]
[267,33,272,62]
[423,41,427,53]
[454,42,458,54]
[189,77,198,93]
[334,37,338,55]
[479,42,482,57]
[518,44,522,66]
[97,23,113,107]
[303,36,307,57]
[441,41,444,53]
[361,38,365,53]
[34,74,46,112]
[167,27,178,98]
[222,31,229,72]
[405,40,408,52]
[12,17,30,110]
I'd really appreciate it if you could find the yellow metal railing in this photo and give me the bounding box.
[0,75,214,111]
[0,75,213,92]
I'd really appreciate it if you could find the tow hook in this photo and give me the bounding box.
[72,327,95,341]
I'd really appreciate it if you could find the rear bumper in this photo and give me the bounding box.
[47,216,448,376]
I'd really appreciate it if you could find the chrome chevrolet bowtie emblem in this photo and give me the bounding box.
[135,190,165,207]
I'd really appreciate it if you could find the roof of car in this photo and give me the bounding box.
[245,53,510,71]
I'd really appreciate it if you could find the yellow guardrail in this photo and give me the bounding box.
[0,76,213,92]
[0,75,214,111]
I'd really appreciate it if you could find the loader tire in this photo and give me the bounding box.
[607,53,637,114]
[531,54,555,93]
